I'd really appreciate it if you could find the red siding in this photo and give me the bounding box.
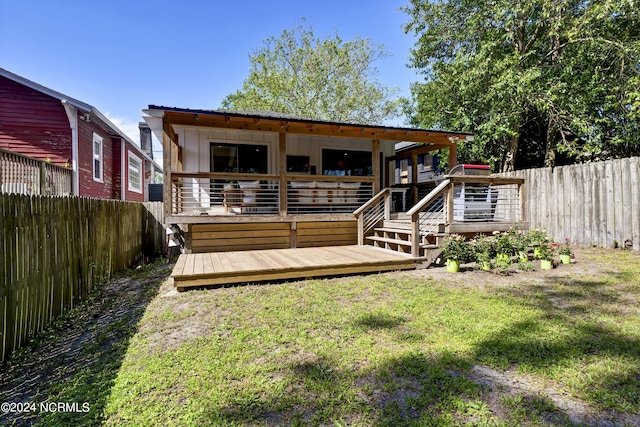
[0,75,72,166]
[123,143,144,202]
[112,138,123,199]
[77,118,113,198]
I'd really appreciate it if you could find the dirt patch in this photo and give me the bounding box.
[0,262,171,426]
[466,365,640,427]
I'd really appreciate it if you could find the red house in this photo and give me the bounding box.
[0,68,159,201]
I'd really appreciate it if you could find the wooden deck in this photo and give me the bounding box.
[172,245,417,290]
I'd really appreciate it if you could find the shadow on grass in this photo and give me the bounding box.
[0,261,171,427]
[354,312,407,330]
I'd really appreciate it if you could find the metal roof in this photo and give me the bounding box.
[146,105,474,137]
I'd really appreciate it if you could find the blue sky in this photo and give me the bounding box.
[0,0,421,157]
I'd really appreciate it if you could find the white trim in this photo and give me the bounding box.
[61,101,80,196]
[127,151,143,193]
[92,132,103,182]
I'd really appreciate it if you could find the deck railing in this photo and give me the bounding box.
[355,176,525,257]
[0,148,72,196]
[169,172,374,217]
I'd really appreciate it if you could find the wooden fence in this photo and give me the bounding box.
[0,148,73,196]
[0,195,165,362]
[500,157,640,251]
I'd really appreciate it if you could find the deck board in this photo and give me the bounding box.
[172,245,416,289]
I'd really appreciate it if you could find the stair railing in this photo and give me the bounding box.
[406,179,451,257]
[353,188,391,245]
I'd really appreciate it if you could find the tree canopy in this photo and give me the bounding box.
[221,21,401,125]
[403,0,640,171]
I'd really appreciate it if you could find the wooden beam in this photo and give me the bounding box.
[279,132,288,217]
[372,139,381,194]
[162,116,173,219]
[449,141,457,169]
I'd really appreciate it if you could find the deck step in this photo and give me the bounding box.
[366,235,412,246]
[374,227,412,235]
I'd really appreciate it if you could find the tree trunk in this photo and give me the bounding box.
[502,133,519,172]
[544,117,558,168]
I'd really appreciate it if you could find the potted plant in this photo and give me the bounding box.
[559,238,572,264]
[473,235,495,271]
[528,228,549,259]
[511,231,530,262]
[442,234,472,272]
[537,242,556,270]
[494,232,514,266]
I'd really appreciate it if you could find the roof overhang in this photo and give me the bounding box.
[142,106,474,149]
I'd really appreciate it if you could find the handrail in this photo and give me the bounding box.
[353,188,389,216]
[407,179,451,216]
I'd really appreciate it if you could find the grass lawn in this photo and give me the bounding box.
[4,247,639,426]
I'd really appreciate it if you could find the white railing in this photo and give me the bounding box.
[0,148,72,196]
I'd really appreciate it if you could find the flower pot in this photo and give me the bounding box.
[559,254,571,264]
[480,261,491,271]
[496,253,511,263]
[540,259,553,270]
[446,259,461,272]
[518,251,529,262]
[533,247,542,259]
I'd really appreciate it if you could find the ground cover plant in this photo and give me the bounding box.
[1,247,639,426]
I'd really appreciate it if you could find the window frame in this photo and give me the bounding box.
[92,132,103,182]
[127,151,143,194]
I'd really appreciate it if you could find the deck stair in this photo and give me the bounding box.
[365,219,445,260]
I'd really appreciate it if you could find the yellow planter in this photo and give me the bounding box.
[540,259,553,270]
[446,259,461,272]
[559,254,571,264]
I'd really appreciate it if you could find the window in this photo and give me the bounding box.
[322,149,372,176]
[93,133,103,181]
[128,152,142,193]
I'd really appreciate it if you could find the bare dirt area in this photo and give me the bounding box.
[0,262,172,426]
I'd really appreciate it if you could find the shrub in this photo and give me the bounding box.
[442,234,474,262]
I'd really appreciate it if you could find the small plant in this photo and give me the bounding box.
[442,234,473,262]
[536,242,556,260]
[473,235,495,270]
[517,261,536,271]
[527,228,550,246]
[495,232,515,256]
[559,238,572,256]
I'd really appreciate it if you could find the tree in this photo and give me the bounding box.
[221,20,401,124]
[403,0,640,171]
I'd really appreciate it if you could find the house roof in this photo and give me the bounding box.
[0,67,160,170]
[143,105,474,147]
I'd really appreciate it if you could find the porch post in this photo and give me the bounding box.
[278,132,288,217]
[448,141,457,169]
[162,116,173,219]
[372,139,380,194]
[411,150,419,206]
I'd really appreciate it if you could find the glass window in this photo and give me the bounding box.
[210,143,268,174]
[93,133,103,181]
[128,152,142,193]
[322,149,372,176]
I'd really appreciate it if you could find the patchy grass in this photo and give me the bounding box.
[1,248,639,426]
[98,247,640,426]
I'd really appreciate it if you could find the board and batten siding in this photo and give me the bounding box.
[499,157,640,251]
[0,75,72,167]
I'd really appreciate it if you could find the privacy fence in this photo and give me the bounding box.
[0,195,164,362]
[500,156,640,251]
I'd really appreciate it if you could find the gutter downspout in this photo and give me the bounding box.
[61,101,80,196]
